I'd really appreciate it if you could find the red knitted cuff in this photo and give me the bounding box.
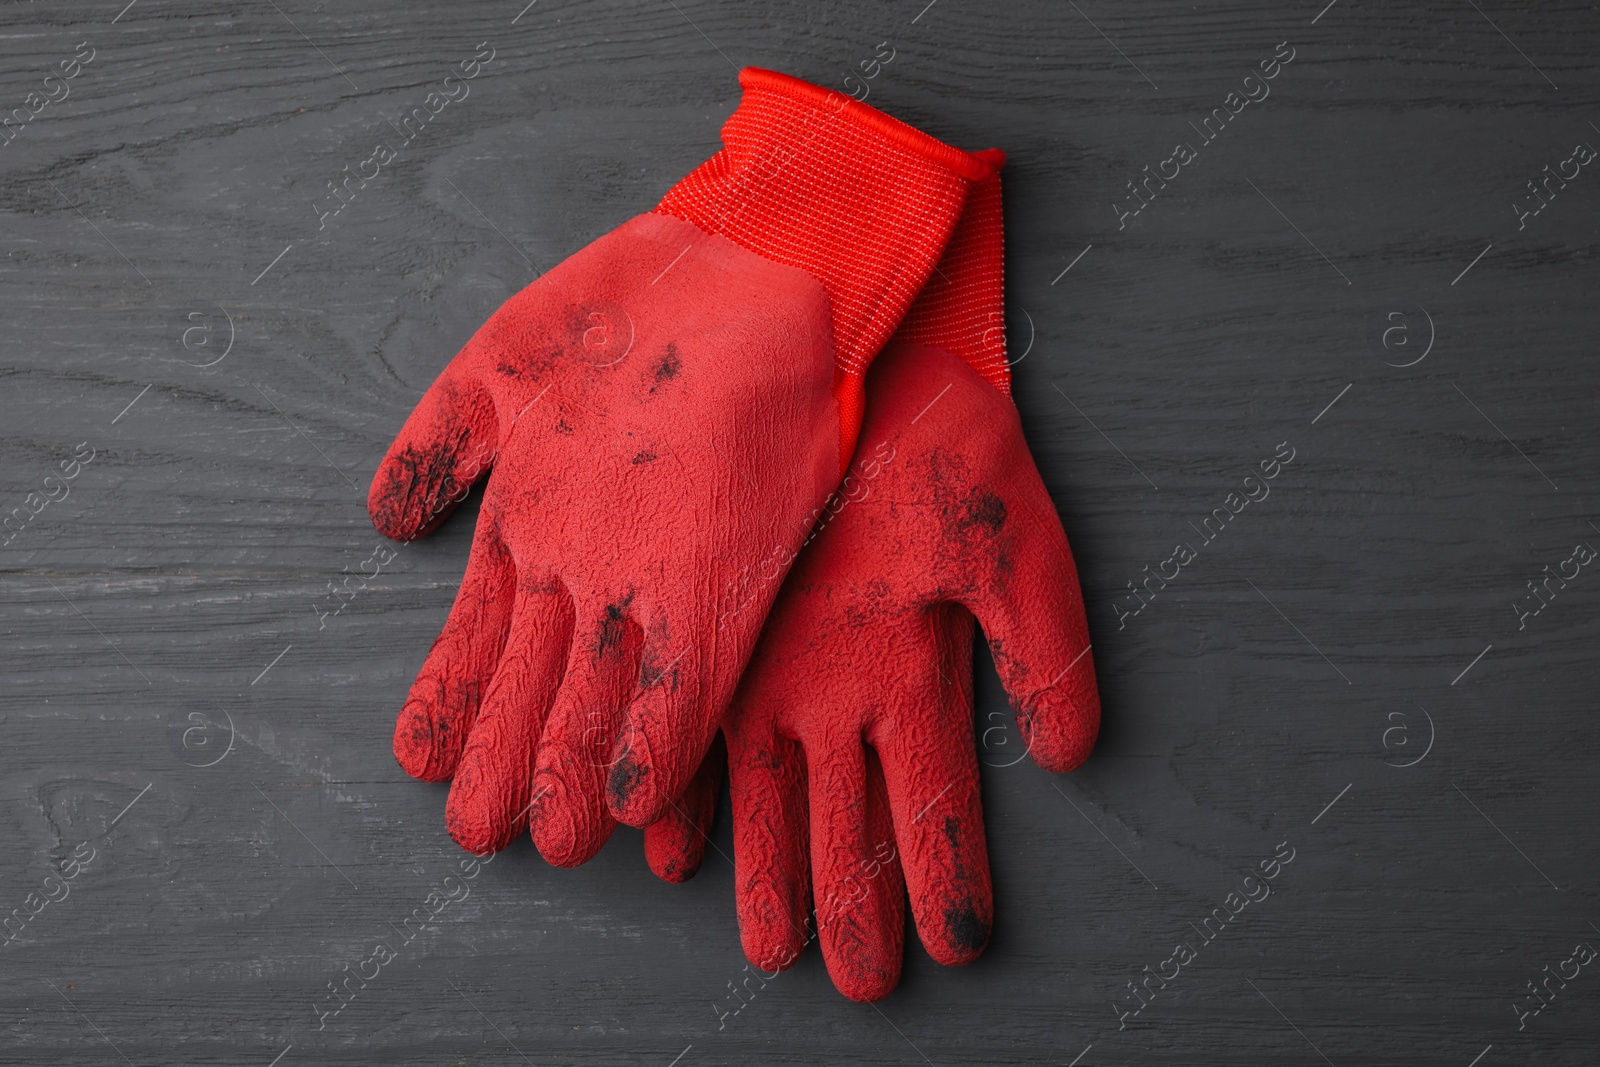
[655,69,997,460]
[898,148,1011,397]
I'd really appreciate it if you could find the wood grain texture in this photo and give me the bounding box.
[2,1,1597,1063]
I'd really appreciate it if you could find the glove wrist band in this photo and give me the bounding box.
[735,68,996,180]
[655,67,996,445]
[897,156,1012,396]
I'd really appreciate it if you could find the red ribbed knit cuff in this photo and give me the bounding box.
[898,148,1012,397]
[735,69,996,182]
[655,69,994,402]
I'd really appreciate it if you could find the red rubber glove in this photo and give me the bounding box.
[372,69,998,865]
[644,169,1100,1001]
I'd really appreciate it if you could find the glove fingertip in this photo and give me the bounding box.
[643,735,724,882]
[1026,716,1099,775]
[606,714,700,829]
[367,449,465,542]
[923,897,992,967]
[1019,677,1101,775]
[444,799,517,858]
[605,745,667,828]
[833,959,901,1003]
[368,375,497,541]
[644,818,706,883]
[392,686,464,782]
[740,917,807,977]
[529,770,615,869]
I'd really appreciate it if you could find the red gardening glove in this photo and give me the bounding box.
[372,69,999,866]
[644,170,1100,1002]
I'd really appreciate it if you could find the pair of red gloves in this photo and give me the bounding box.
[369,69,1099,1002]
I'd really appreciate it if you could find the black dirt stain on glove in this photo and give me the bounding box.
[944,902,990,954]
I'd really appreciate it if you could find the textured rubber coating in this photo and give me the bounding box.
[375,213,842,861]
[643,166,1101,1002]
[374,69,995,858]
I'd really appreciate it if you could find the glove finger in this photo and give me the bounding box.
[726,722,810,970]
[959,479,1099,774]
[393,522,517,782]
[810,738,906,1002]
[444,580,573,855]
[369,361,497,542]
[873,609,992,967]
[527,598,642,867]
[606,611,733,828]
[643,732,726,883]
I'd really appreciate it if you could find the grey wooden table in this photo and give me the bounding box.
[3,1,1597,1064]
